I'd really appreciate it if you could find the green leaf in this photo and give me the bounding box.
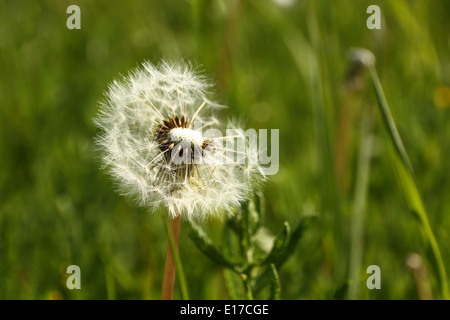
[240,201,252,253]
[261,222,291,266]
[262,216,315,268]
[238,195,262,253]
[223,268,246,300]
[221,220,247,299]
[221,220,244,266]
[255,191,266,222]
[253,266,271,295]
[333,281,350,300]
[269,264,281,300]
[185,219,238,270]
[248,193,263,234]
[281,215,315,266]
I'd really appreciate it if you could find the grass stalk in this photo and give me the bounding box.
[348,109,374,299]
[369,65,449,299]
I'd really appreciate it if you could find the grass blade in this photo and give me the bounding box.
[369,65,449,299]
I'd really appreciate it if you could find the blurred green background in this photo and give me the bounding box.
[1,0,449,299]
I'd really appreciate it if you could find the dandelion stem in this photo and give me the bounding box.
[161,215,182,300]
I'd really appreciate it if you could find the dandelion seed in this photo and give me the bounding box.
[95,60,265,219]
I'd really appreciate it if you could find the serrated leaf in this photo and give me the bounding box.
[254,217,314,296]
[248,195,261,235]
[255,191,266,223]
[222,220,244,265]
[240,201,252,253]
[253,265,272,295]
[263,216,315,268]
[269,264,281,300]
[238,196,261,253]
[185,219,237,270]
[283,215,315,262]
[261,222,290,266]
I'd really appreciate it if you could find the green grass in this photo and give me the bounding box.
[1,0,450,299]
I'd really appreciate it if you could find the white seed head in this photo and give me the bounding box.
[95,60,266,219]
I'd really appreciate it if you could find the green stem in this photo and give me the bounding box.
[348,109,374,299]
[369,65,449,299]
[105,265,116,300]
[369,67,414,176]
[241,273,254,300]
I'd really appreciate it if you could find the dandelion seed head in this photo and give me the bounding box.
[95,60,265,219]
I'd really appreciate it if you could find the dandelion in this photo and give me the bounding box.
[95,60,265,299]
